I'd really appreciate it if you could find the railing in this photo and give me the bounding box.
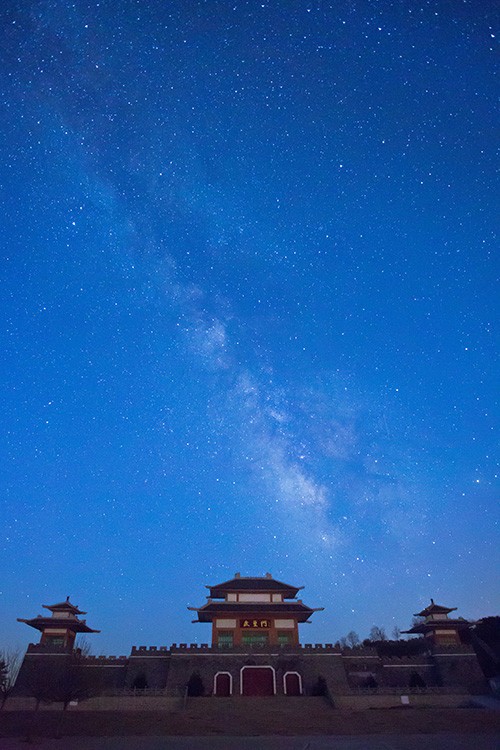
[349,686,468,695]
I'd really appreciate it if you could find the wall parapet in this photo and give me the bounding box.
[25,641,480,661]
[167,643,344,654]
[86,643,385,656]
[79,643,358,658]
[350,685,469,695]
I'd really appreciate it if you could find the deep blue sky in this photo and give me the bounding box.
[1,0,498,655]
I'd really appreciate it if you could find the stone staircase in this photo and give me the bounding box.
[179,696,335,734]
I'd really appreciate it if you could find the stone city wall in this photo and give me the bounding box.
[13,642,489,699]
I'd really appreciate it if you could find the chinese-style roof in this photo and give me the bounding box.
[18,597,99,634]
[189,601,322,623]
[42,597,86,615]
[206,573,303,598]
[17,616,100,634]
[402,619,470,636]
[413,599,457,617]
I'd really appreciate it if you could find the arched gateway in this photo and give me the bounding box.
[284,671,302,695]
[214,671,232,696]
[240,666,276,696]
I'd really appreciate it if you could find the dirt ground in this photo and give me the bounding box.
[1,708,499,739]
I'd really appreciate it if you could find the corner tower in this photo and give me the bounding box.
[17,597,100,651]
[402,599,471,646]
[189,572,323,647]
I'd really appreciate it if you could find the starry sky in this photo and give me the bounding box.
[1,0,498,655]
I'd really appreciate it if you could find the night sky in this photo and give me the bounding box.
[1,0,498,655]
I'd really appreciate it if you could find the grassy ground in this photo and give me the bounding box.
[1,703,500,739]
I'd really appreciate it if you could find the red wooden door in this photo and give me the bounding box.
[241,667,275,696]
[284,672,301,695]
[215,672,231,696]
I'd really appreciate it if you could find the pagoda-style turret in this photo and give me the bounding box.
[188,572,323,647]
[17,597,100,651]
[402,599,471,646]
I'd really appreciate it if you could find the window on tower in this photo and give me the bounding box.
[241,632,269,647]
[277,631,293,646]
[217,631,234,648]
[45,636,65,647]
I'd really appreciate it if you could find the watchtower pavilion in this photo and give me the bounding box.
[403,599,471,646]
[17,597,100,651]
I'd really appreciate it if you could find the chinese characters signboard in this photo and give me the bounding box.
[240,619,270,629]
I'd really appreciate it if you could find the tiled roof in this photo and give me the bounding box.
[190,601,322,623]
[414,600,457,617]
[207,575,302,598]
[17,616,100,633]
[402,619,470,634]
[42,598,86,615]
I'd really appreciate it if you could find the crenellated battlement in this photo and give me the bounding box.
[131,646,170,655]
[131,642,349,654]
[167,643,344,653]
[24,641,480,661]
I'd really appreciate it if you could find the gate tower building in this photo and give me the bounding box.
[188,572,323,648]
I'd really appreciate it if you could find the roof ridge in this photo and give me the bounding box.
[206,575,303,589]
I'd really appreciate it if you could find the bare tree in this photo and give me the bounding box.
[0,649,21,710]
[346,631,361,648]
[369,626,387,642]
[392,625,402,641]
[75,637,92,657]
